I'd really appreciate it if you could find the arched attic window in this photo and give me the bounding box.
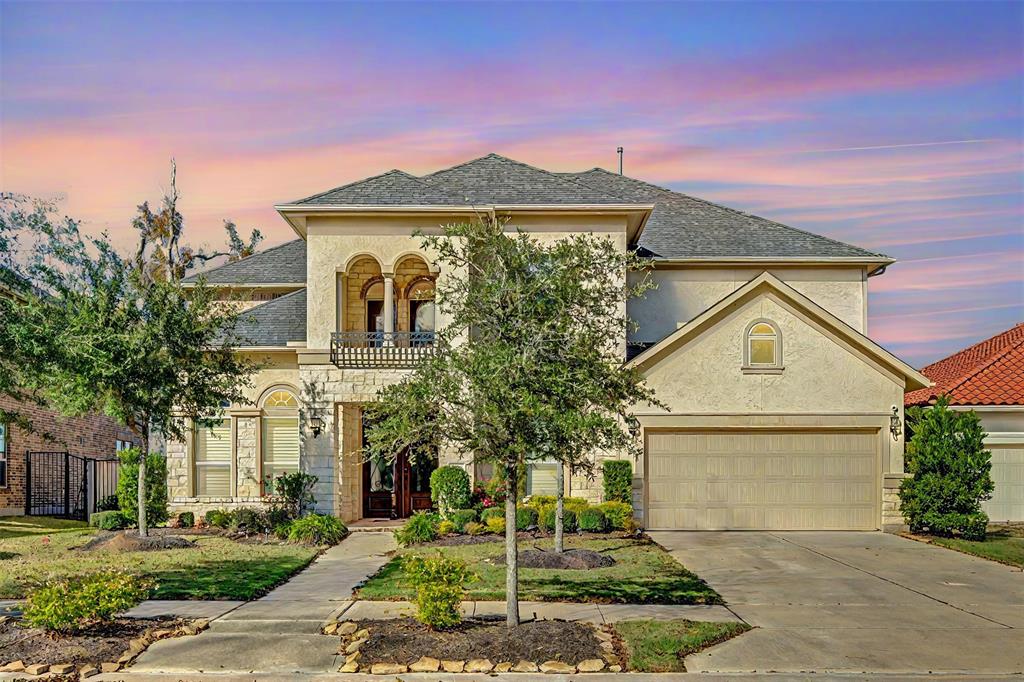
[743,320,783,371]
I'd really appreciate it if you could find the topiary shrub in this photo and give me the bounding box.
[540,506,577,533]
[900,397,994,540]
[602,459,633,503]
[448,509,477,533]
[578,507,608,532]
[403,554,475,629]
[175,511,195,528]
[430,466,472,516]
[395,511,440,546]
[287,513,347,545]
[485,516,505,534]
[89,510,129,531]
[480,507,504,522]
[596,501,633,530]
[204,509,232,528]
[22,571,153,633]
[515,506,538,530]
[116,447,169,527]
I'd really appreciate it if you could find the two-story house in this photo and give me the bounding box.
[167,154,929,531]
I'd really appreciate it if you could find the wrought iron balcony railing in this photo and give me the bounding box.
[330,331,436,369]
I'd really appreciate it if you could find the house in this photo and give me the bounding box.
[166,153,929,531]
[905,323,1024,522]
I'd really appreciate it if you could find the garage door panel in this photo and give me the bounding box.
[646,429,879,531]
[985,445,1024,522]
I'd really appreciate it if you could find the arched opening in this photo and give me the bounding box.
[744,319,782,369]
[260,386,300,493]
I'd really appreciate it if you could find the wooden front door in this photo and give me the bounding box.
[362,452,437,519]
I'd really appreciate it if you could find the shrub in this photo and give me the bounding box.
[485,516,505,534]
[596,501,633,530]
[268,471,318,517]
[480,507,504,522]
[448,509,477,533]
[403,554,475,629]
[395,511,440,546]
[578,507,608,532]
[526,494,557,508]
[116,447,168,527]
[540,506,577,533]
[515,506,538,530]
[95,494,120,512]
[22,571,153,633]
[89,510,129,530]
[564,497,590,512]
[230,507,272,534]
[463,521,486,536]
[602,460,633,503]
[472,477,508,510]
[287,513,347,545]
[273,521,292,540]
[437,519,455,535]
[175,511,195,528]
[431,466,472,516]
[205,509,232,528]
[900,397,994,540]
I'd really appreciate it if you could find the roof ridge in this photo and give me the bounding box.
[182,238,304,283]
[581,169,890,260]
[290,169,417,205]
[941,333,1024,399]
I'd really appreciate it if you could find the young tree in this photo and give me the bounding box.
[900,396,994,540]
[364,217,659,628]
[1,167,260,536]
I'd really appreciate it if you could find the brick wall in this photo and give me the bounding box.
[0,395,139,514]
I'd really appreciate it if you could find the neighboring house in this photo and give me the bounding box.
[167,153,929,531]
[905,323,1024,523]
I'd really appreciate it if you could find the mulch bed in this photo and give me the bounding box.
[421,530,639,548]
[77,531,196,552]
[494,548,615,570]
[354,617,603,666]
[0,617,186,667]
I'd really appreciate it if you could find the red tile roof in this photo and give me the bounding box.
[905,322,1024,407]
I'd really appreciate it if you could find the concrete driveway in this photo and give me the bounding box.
[649,531,1024,676]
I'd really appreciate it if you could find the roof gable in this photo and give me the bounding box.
[182,239,306,285]
[628,271,930,391]
[906,322,1024,406]
[233,288,306,348]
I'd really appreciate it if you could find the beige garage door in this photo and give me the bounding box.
[646,430,879,530]
[985,444,1024,522]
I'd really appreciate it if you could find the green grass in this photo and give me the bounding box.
[614,619,751,672]
[924,524,1024,568]
[0,516,319,600]
[357,536,722,604]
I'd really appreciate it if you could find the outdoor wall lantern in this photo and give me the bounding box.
[889,406,903,441]
[309,415,325,438]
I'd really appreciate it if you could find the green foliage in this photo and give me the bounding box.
[230,507,269,534]
[527,495,557,507]
[602,460,633,503]
[541,506,577,533]
[95,494,120,513]
[430,466,472,515]
[22,571,153,633]
[596,501,634,530]
[403,554,475,629]
[205,509,231,528]
[480,507,504,522]
[269,471,318,517]
[464,521,486,536]
[395,511,441,546]
[116,448,168,527]
[448,509,478,533]
[900,397,994,540]
[89,510,129,531]
[485,516,506,534]
[578,507,608,532]
[175,512,195,528]
[564,497,590,512]
[515,506,538,530]
[287,513,347,545]
[437,519,456,535]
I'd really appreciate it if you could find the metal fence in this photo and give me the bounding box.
[25,451,120,520]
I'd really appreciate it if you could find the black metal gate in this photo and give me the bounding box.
[25,452,120,520]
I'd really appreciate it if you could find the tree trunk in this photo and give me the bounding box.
[137,426,149,537]
[554,462,564,553]
[504,463,520,629]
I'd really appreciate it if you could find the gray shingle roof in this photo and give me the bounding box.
[183,239,306,284]
[293,170,461,206]
[564,168,889,260]
[233,288,306,347]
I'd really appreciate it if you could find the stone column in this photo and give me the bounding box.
[383,275,395,344]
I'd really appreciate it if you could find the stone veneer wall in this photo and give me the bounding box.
[882,472,909,532]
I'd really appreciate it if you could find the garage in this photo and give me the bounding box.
[985,442,1024,523]
[645,429,880,530]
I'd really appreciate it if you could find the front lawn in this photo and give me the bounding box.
[614,619,751,672]
[0,516,319,600]
[922,524,1024,568]
[357,536,721,604]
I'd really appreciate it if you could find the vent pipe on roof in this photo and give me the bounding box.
[617,147,624,175]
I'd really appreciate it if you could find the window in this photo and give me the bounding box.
[527,460,559,496]
[261,389,299,490]
[115,439,133,453]
[194,420,232,496]
[744,320,782,370]
[0,422,7,488]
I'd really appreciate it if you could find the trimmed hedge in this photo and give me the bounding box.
[578,507,608,532]
[540,506,577,533]
[602,459,632,503]
[596,501,633,530]
[89,510,129,531]
[431,466,472,515]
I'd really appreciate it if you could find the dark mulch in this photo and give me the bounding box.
[0,617,185,666]
[494,548,615,570]
[422,530,637,548]
[77,531,196,552]
[354,617,603,666]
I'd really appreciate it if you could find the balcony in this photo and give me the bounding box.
[330,331,436,369]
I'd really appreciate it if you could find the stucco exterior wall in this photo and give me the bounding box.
[629,265,868,345]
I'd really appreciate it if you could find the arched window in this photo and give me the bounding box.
[261,387,300,491]
[744,320,782,370]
